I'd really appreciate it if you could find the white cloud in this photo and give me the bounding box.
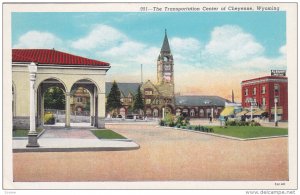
[170,37,201,52]
[279,45,286,56]
[170,37,202,64]
[71,24,127,50]
[98,40,160,71]
[203,25,265,62]
[13,31,63,49]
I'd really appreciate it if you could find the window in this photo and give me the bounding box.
[244,88,248,96]
[146,99,151,104]
[274,96,279,104]
[253,87,256,95]
[153,109,159,117]
[262,97,266,106]
[176,109,181,116]
[199,109,204,117]
[76,97,82,102]
[261,86,266,94]
[146,108,152,115]
[274,84,280,93]
[145,90,153,95]
[190,109,195,117]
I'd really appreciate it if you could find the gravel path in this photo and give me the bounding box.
[13,124,288,182]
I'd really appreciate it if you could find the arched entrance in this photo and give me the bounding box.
[36,78,67,127]
[70,79,100,127]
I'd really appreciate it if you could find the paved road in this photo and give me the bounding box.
[13,124,288,182]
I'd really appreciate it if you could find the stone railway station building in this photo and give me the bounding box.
[109,31,229,118]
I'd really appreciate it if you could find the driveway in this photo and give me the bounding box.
[13,124,288,182]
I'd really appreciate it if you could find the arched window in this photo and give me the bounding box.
[199,109,204,117]
[176,108,181,116]
[146,108,152,116]
[190,109,195,117]
[153,109,159,117]
[120,108,126,117]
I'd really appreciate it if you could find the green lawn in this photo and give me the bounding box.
[212,126,288,139]
[13,128,43,137]
[91,129,126,139]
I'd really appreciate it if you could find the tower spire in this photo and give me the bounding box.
[161,29,171,52]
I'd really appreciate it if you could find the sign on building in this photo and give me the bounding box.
[271,70,286,76]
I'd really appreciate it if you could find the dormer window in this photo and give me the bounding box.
[144,89,153,95]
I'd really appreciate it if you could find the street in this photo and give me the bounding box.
[13,124,288,181]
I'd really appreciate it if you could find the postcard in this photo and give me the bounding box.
[2,2,298,192]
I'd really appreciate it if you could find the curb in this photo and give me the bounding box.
[158,126,288,141]
[13,145,140,153]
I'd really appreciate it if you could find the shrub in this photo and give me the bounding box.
[165,113,175,126]
[176,124,181,128]
[169,121,176,127]
[175,115,185,126]
[181,126,187,129]
[159,120,166,126]
[44,112,55,124]
[195,125,201,131]
[225,120,237,126]
[250,121,261,126]
[184,117,190,126]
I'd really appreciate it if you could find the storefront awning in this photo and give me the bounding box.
[236,110,249,117]
[271,107,283,114]
[220,107,235,116]
[253,109,267,115]
[245,109,267,116]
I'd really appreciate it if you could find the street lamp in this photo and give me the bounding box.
[274,98,278,126]
[27,62,39,147]
[246,98,255,121]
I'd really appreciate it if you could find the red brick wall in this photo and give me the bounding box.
[241,76,288,121]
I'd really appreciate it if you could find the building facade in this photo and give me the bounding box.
[241,76,288,121]
[138,30,228,118]
[12,49,110,129]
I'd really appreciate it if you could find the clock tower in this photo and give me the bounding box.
[157,30,175,97]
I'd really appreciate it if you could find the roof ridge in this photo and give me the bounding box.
[12,48,110,66]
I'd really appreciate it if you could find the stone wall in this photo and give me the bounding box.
[13,116,30,129]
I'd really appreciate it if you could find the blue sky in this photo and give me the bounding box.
[12,12,287,100]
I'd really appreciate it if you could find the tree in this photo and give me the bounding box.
[44,87,65,110]
[106,81,122,115]
[133,85,144,114]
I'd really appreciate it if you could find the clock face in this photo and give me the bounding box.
[164,65,171,71]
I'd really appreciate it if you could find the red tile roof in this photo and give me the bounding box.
[12,49,110,67]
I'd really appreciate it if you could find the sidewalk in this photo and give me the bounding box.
[13,127,140,153]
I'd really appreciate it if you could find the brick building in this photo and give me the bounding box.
[241,76,288,121]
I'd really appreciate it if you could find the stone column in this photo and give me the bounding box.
[93,86,98,127]
[41,93,45,126]
[65,92,71,128]
[97,92,105,128]
[90,91,94,126]
[27,62,39,147]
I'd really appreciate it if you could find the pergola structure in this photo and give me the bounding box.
[12,49,110,147]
